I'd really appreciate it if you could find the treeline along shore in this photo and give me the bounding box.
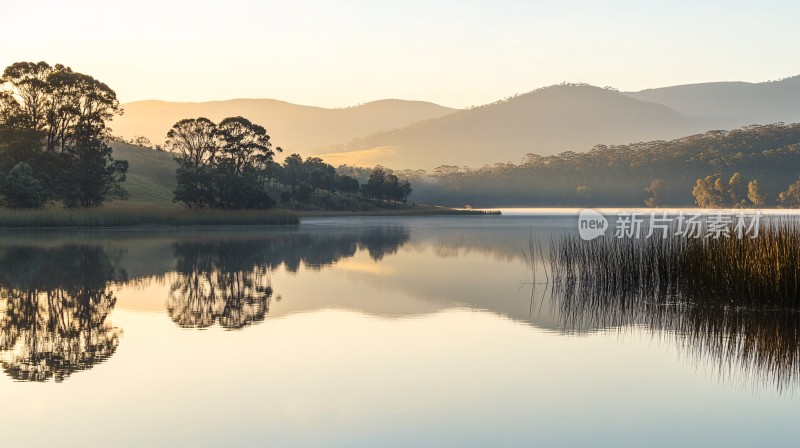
[0,61,498,227]
[8,60,800,223]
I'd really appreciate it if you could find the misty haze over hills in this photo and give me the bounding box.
[626,75,800,125]
[114,99,455,152]
[318,85,707,169]
[115,76,800,169]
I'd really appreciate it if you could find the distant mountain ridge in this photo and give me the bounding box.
[625,75,800,126]
[113,98,456,153]
[115,75,800,169]
[316,84,709,169]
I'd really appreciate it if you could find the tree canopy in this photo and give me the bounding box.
[361,166,412,202]
[0,162,47,208]
[167,116,280,209]
[0,61,127,208]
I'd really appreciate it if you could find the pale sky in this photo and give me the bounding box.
[3,0,799,108]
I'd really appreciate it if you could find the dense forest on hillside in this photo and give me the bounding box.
[399,123,800,207]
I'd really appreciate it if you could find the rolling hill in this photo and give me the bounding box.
[114,76,800,171]
[315,84,710,169]
[110,141,177,205]
[113,98,455,155]
[625,75,800,126]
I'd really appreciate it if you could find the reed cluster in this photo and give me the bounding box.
[546,219,800,389]
[550,220,800,309]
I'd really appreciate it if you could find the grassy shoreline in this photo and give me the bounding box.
[0,204,498,229]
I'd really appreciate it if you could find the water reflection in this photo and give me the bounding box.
[168,241,275,329]
[166,227,410,329]
[0,226,412,381]
[548,240,800,390]
[0,245,125,382]
[553,280,800,386]
[1,217,798,390]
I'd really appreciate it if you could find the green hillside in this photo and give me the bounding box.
[109,141,449,214]
[110,141,177,206]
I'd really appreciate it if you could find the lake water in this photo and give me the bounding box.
[0,214,798,447]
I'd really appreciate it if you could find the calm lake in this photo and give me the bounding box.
[1,213,798,447]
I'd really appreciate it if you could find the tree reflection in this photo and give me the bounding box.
[268,226,411,271]
[167,243,273,330]
[0,245,126,382]
[167,226,410,330]
[0,226,413,381]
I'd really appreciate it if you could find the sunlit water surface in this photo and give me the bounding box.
[0,214,798,447]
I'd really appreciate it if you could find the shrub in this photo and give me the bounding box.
[1,162,47,208]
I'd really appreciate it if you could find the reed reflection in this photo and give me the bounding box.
[0,245,125,382]
[548,234,800,390]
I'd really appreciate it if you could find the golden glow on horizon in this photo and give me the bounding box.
[3,1,799,107]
